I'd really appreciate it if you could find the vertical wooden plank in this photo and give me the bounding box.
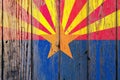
[19,0,32,80]
[3,1,20,79]
[60,41,88,80]
[32,0,59,80]
[88,0,117,80]
[0,0,2,79]
[2,0,32,79]
[117,0,120,79]
[60,0,88,80]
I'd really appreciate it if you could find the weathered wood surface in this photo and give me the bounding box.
[32,0,59,80]
[60,0,88,79]
[117,0,120,79]
[60,41,88,80]
[0,0,2,80]
[0,0,120,80]
[88,0,117,80]
[0,0,32,80]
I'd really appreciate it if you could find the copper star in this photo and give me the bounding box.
[42,25,78,58]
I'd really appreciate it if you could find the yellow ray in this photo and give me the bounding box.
[0,11,48,36]
[16,0,55,34]
[0,10,2,27]
[72,10,119,35]
[65,0,104,34]
[45,0,58,28]
[21,19,49,36]
[61,0,75,30]
[118,10,120,26]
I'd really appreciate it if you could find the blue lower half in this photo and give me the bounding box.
[33,40,120,80]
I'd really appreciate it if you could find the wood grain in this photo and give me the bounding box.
[0,0,120,80]
[32,0,59,80]
[3,0,20,79]
[2,0,32,80]
[88,0,117,80]
[117,0,120,79]
[60,0,88,80]
[0,0,2,80]
[60,41,88,80]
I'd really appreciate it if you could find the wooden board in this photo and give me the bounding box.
[60,41,88,80]
[60,0,88,80]
[88,0,117,80]
[32,0,59,80]
[117,0,120,79]
[0,0,2,80]
[1,0,32,80]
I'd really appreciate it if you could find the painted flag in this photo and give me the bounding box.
[0,0,120,80]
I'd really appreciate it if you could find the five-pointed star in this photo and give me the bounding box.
[42,26,78,58]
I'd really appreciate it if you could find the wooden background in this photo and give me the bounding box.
[0,0,120,80]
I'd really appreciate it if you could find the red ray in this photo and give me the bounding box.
[60,0,65,23]
[75,35,87,40]
[88,27,116,40]
[118,27,120,40]
[64,0,87,31]
[0,27,45,40]
[33,0,56,31]
[4,0,51,34]
[70,0,117,34]
[75,27,120,40]
[118,0,120,9]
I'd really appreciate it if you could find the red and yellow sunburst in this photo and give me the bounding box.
[0,0,120,58]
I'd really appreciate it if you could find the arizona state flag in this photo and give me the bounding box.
[0,0,120,80]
